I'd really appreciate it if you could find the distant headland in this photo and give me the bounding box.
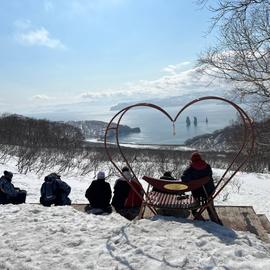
[68,120,141,141]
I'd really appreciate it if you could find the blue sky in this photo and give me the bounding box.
[0,0,220,116]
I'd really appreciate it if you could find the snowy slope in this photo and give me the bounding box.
[213,169,270,219]
[0,204,269,270]
[1,157,270,269]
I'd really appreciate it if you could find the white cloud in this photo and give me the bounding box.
[79,90,130,100]
[25,62,227,110]
[31,95,52,102]
[125,66,227,97]
[163,61,191,75]
[14,20,66,50]
[79,62,228,102]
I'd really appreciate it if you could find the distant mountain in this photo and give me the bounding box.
[184,126,236,152]
[185,118,270,154]
[110,90,224,111]
[67,120,140,141]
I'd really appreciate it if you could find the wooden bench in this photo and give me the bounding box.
[140,175,211,218]
[145,192,205,210]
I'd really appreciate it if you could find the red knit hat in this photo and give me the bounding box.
[191,152,202,162]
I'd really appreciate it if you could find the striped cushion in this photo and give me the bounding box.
[145,191,205,209]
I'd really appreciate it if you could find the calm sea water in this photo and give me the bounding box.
[30,101,239,145]
[114,102,237,144]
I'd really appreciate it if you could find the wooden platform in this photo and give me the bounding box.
[216,206,270,243]
[72,204,88,213]
[258,214,270,234]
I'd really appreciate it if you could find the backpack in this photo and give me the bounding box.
[40,176,59,206]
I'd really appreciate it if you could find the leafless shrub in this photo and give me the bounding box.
[197,0,270,114]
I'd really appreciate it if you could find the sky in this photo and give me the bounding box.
[0,0,222,116]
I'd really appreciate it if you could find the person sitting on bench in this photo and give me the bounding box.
[153,171,176,192]
[181,152,222,225]
[0,171,27,204]
[160,171,175,180]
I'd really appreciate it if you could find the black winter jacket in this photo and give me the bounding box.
[111,179,130,210]
[181,163,215,198]
[85,180,112,209]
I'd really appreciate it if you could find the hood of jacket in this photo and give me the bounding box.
[44,176,55,182]
[119,171,133,181]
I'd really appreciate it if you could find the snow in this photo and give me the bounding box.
[1,157,270,269]
[213,169,270,219]
[0,204,269,270]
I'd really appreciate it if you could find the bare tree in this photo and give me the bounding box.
[197,0,270,114]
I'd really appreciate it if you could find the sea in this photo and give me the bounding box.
[29,100,240,145]
[110,102,238,145]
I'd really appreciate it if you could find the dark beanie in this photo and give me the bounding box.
[122,166,129,172]
[163,171,172,178]
[4,170,13,179]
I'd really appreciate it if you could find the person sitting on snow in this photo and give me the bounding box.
[85,171,112,214]
[0,170,27,204]
[181,152,222,225]
[40,173,71,207]
[124,174,143,209]
[111,166,132,211]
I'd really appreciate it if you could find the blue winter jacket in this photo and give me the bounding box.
[55,178,71,205]
[0,176,17,197]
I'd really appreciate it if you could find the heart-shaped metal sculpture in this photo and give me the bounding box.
[104,96,255,218]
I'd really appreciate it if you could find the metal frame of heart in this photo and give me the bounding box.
[104,96,255,218]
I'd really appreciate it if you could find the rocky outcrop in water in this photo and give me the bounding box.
[68,120,140,141]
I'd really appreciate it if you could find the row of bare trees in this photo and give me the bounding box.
[0,114,84,149]
[0,114,85,174]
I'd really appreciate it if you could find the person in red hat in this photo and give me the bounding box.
[181,152,222,225]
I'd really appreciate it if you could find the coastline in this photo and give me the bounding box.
[85,138,195,151]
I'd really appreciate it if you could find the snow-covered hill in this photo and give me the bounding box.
[1,159,270,269]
